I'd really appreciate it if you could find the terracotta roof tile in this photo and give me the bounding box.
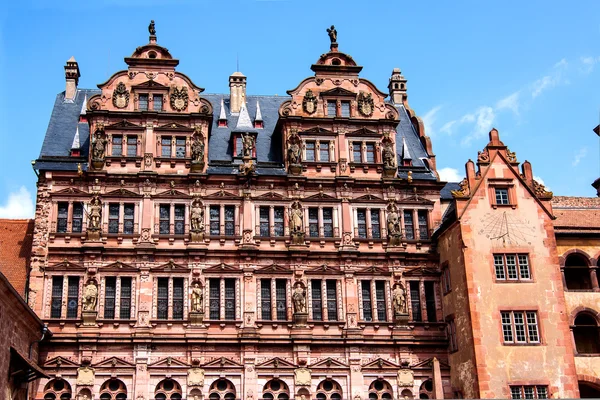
[0,219,34,297]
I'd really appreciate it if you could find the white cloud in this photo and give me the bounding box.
[531,58,568,98]
[438,167,462,182]
[572,147,588,166]
[0,186,35,219]
[580,56,600,74]
[461,106,495,146]
[496,91,520,115]
[422,105,443,136]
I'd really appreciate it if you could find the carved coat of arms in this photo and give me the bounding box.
[112,82,129,108]
[357,92,374,117]
[302,89,317,115]
[170,86,189,111]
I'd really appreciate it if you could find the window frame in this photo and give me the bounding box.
[494,254,532,282]
[309,279,341,322]
[509,385,548,399]
[207,277,239,321]
[501,310,541,345]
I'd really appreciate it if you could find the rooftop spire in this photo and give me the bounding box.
[219,98,227,121]
[71,126,80,149]
[255,100,263,122]
[80,94,87,116]
[235,102,253,131]
[401,137,412,161]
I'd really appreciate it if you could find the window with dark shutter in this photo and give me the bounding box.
[57,203,68,233]
[320,142,330,161]
[306,141,316,161]
[159,204,170,234]
[425,281,437,322]
[104,277,116,319]
[153,95,163,111]
[361,281,372,321]
[309,208,319,238]
[375,281,387,321]
[161,137,171,157]
[123,204,134,234]
[327,100,337,117]
[261,279,272,320]
[276,279,287,320]
[224,206,235,236]
[366,143,375,163]
[341,101,350,117]
[72,202,83,233]
[127,136,137,157]
[311,280,322,321]
[51,276,63,318]
[404,210,414,240]
[174,205,185,235]
[209,278,220,319]
[371,210,381,239]
[323,208,333,237]
[157,278,169,320]
[274,207,284,237]
[175,137,186,158]
[172,278,184,320]
[119,277,132,319]
[409,281,422,321]
[353,142,362,162]
[259,207,270,237]
[138,94,148,111]
[109,203,120,234]
[418,210,429,240]
[326,280,338,321]
[210,206,220,235]
[112,136,122,156]
[67,277,79,318]
[357,209,367,238]
[224,278,236,320]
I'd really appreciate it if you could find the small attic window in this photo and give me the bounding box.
[148,51,157,59]
[331,58,341,66]
[394,83,399,89]
[401,83,405,89]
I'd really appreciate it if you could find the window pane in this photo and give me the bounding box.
[404,210,414,240]
[306,142,315,161]
[495,188,509,205]
[209,278,220,319]
[523,387,534,399]
[210,206,220,236]
[157,278,168,319]
[494,255,506,280]
[341,101,350,117]
[153,95,163,111]
[309,208,319,238]
[375,281,387,321]
[371,210,381,239]
[311,280,322,321]
[260,206,270,237]
[526,312,539,342]
[123,204,134,234]
[276,279,287,320]
[326,280,338,321]
[518,255,530,279]
[511,387,522,399]
[104,277,116,319]
[425,281,436,322]
[67,277,79,318]
[418,210,429,239]
[261,279,272,320]
[274,207,284,237]
[57,202,68,233]
[224,279,235,320]
[366,143,375,163]
[109,203,120,234]
[506,255,518,279]
[353,142,362,162]
[224,206,235,236]
[501,312,514,342]
[327,100,337,116]
[514,312,526,342]
[119,277,132,319]
[139,94,148,111]
[323,208,333,237]
[72,203,83,233]
[51,276,63,318]
[175,137,186,158]
[172,278,184,320]
[112,136,122,156]
[320,142,330,162]
[159,204,170,234]
[174,205,185,235]
[361,281,372,321]
[536,386,548,399]
[357,209,367,238]
[409,281,421,321]
[161,137,171,157]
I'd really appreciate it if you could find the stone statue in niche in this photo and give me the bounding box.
[287,141,302,165]
[392,283,407,315]
[327,25,337,43]
[242,133,254,158]
[292,284,307,314]
[190,199,204,233]
[289,201,305,245]
[148,20,156,35]
[87,196,102,231]
[191,283,203,312]
[383,142,397,169]
[82,281,98,312]
[91,129,107,162]
[191,136,204,163]
[387,203,402,247]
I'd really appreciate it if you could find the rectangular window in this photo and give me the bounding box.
[305,141,316,161]
[366,143,375,163]
[495,188,509,205]
[425,281,437,322]
[209,278,220,319]
[448,318,458,352]
[276,279,287,320]
[172,278,184,320]
[418,210,429,240]
[273,207,284,237]
[104,277,116,319]
[323,208,333,237]
[494,254,531,281]
[123,204,134,234]
[224,278,236,320]
[375,281,387,321]
[120,277,132,319]
[510,386,548,399]
[501,311,540,344]
[404,210,414,240]
[161,137,172,158]
[327,100,337,117]
[309,208,319,238]
[361,281,373,322]
[210,206,220,236]
[224,205,235,236]
[311,280,323,321]
[72,202,83,233]
[326,280,338,320]
[357,209,367,238]
[235,136,243,157]
[341,101,350,117]
[57,202,68,233]
[174,204,185,235]
[261,279,272,320]
[175,137,186,158]
[353,142,362,162]
[442,266,451,294]
[51,276,63,318]
[409,281,422,321]
[371,210,381,239]
[138,94,148,111]
[66,276,79,318]
[126,136,138,157]
[112,136,122,156]
[153,94,163,111]
[320,142,330,162]
[259,206,270,237]
[157,278,169,320]
[108,203,120,234]
[159,204,170,234]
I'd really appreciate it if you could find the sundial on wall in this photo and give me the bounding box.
[478,211,537,246]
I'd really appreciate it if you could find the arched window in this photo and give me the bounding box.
[419,380,433,399]
[100,379,127,400]
[155,378,183,400]
[209,378,236,400]
[263,379,290,400]
[44,379,72,400]
[574,313,600,354]
[564,254,592,290]
[368,379,393,399]
[400,389,414,400]
[315,379,342,400]
[580,381,600,398]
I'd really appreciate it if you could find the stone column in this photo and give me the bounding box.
[432,357,444,399]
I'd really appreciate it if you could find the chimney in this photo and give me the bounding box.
[388,68,407,105]
[64,56,81,101]
[229,71,246,113]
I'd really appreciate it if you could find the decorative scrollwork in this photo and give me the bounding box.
[112,82,130,108]
[358,92,374,117]
[302,89,318,115]
[170,86,188,111]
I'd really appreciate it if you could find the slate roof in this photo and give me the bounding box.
[441,182,461,200]
[394,105,437,181]
[0,219,34,297]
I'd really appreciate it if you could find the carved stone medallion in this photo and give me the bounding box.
[170,86,189,111]
[294,367,311,386]
[397,369,414,387]
[112,82,130,108]
[76,366,95,386]
[188,367,205,386]
[302,89,318,115]
[357,92,374,117]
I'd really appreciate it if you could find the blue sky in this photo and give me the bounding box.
[1,0,599,218]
